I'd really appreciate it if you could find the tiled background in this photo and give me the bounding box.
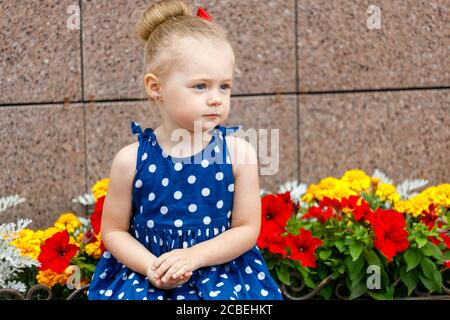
[1,0,449,228]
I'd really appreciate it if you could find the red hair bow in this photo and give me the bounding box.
[196,7,212,22]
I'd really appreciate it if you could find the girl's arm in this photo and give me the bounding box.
[188,135,261,268]
[100,144,157,276]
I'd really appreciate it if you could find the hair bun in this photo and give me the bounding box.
[135,0,192,42]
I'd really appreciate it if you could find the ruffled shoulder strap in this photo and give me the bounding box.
[131,121,156,141]
[213,124,243,137]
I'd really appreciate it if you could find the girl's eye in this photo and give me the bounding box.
[220,84,231,90]
[194,84,207,90]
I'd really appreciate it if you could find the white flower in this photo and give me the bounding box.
[278,180,308,203]
[71,193,95,207]
[396,179,429,200]
[0,219,40,292]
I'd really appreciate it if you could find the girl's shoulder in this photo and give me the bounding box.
[224,134,258,178]
[110,142,138,178]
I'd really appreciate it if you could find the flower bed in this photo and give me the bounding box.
[1,170,449,300]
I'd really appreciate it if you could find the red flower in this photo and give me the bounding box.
[90,195,105,235]
[341,195,372,222]
[286,228,323,268]
[367,209,409,263]
[260,192,293,231]
[444,261,450,269]
[418,204,438,230]
[38,230,79,273]
[257,192,293,256]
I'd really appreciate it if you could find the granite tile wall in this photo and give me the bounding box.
[0,0,448,228]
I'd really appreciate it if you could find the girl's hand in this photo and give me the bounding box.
[146,264,193,290]
[151,248,201,284]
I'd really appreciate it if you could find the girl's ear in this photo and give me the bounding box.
[144,73,163,101]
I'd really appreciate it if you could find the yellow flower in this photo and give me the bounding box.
[301,176,359,203]
[36,269,70,289]
[54,213,81,233]
[11,229,44,260]
[42,227,60,241]
[341,169,372,193]
[376,183,400,204]
[395,184,450,217]
[92,178,109,201]
[85,233,103,259]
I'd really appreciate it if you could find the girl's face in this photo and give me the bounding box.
[158,37,235,133]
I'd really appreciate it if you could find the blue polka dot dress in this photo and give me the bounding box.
[87,121,283,300]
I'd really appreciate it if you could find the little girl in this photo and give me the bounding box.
[88,0,283,300]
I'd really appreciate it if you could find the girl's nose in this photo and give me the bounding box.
[207,98,222,107]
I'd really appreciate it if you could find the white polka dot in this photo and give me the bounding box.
[216,282,224,287]
[142,297,147,300]
[216,200,223,209]
[214,145,220,153]
[104,290,113,297]
[214,228,219,236]
[103,251,111,259]
[157,296,163,300]
[258,272,265,280]
[188,204,197,213]
[209,290,220,297]
[99,290,105,295]
[174,219,183,228]
[245,266,253,274]
[183,241,188,248]
[174,191,182,200]
[128,273,135,279]
[227,210,232,218]
[132,280,139,286]
[201,278,210,284]
[174,163,183,171]
[176,295,185,300]
[234,285,242,292]
[140,206,143,214]
[187,175,196,184]
[261,289,268,297]
[254,259,262,265]
[189,290,196,294]
[215,172,224,181]
[161,178,169,186]
[136,288,144,293]
[211,267,217,271]
[134,230,139,238]
[226,156,231,164]
[147,220,154,228]
[141,153,148,161]
[160,206,168,215]
[135,180,143,188]
[118,292,125,299]
[201,188,210,196]
[159,238,163,246]
[203,216,211,225]
[148,193,156,201]
[245,284,250,291]
[228,184,234,192]
[152,140,156,146]
[99,272,107,279]
[230,297,236,300]
[220,274,228,279]
[162,151,168,158]
[201,159,209,168]
[148,164,157,173]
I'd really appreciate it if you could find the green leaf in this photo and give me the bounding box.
[420,257,437,280]
[335,239,346,253]
[365,249,381,267]
[404,248,421,272]
[425,242,444,262]
[319,249,332,261]
[400,268,419,296]
[444,250,450,260]
[416,235,427,248]
[345,255,365,281]
[419,274,441,293]
[275,267,291,286]
[350,242,364,261]
[318,285,333,300]
[349,281,367,300]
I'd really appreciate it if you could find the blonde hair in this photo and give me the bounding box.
[135,0,236,96]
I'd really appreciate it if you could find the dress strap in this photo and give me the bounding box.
[131,121,156,141]
[212,125,243,137]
